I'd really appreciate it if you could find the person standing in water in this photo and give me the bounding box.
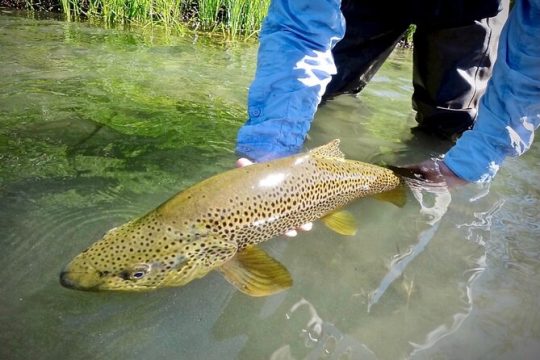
[235,0,540,185]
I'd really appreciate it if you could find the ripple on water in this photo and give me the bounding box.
[278,298,377,360]
[0,185,151,295]
[490,189,540,277]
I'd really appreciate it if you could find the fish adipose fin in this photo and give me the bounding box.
[321,210,358,236]
[219,245,292,297]
[371,181,408,208]
[309,139,345,159]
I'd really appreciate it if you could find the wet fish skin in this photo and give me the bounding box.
[60,139,403,296]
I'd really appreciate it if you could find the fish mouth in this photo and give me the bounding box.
[59,270,100,291]
[59,270,156,291]
[59,263,157,292]
[59,258,103,291]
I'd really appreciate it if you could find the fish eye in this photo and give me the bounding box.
[126,264,151,280]
[131,271,146,279]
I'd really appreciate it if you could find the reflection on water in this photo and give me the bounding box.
[2,10,540,360]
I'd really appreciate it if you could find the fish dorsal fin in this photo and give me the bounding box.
[219,245,292,297]
[309,139,345,159]
[321,209,358,236]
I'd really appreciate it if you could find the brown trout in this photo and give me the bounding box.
[60,139,404,296]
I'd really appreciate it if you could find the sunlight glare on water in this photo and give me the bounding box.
[1,10,540,360]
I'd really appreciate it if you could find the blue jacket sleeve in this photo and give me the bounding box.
[444,0,540,182]
[235,0,345,162]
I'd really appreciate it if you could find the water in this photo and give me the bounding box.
[1,10,540,360]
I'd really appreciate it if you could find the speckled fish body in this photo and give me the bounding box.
[60,140,402,296]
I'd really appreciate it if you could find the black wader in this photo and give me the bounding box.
[323,0,509,139]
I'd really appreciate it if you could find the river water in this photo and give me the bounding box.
[1,9,539,360]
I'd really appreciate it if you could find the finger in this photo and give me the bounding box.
[299,222,313,231]
[285,229,298,237]
[236,158,254,168]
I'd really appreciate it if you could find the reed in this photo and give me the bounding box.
[26,0,271,39]
[225,0,269,39]
[403,24,416,47]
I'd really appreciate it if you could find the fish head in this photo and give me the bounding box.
[60,218,237,291]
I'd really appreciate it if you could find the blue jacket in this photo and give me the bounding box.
[444,0,540,182]
[236,0,345,162]
[236,0,540,182]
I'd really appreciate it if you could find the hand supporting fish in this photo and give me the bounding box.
[401,158,468,188]
[60,139,406,297]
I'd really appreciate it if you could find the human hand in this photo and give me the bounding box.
[236,158,313,237]
[399,158,468,188]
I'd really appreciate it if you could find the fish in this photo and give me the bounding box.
[60,139,405,296]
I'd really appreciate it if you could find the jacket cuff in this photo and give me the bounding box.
[443,128,507,182]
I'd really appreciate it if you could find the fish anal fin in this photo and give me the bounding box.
[219,245,292,297]
[309,139,345,159]
[321,210,358,236]
[372,182,408,208]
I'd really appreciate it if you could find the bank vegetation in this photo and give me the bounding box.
[4,0,270,39]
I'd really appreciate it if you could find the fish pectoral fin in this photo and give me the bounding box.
[219,245,292,297]
[321,210,358,236]
[309,139,345,159]
[371,182,408,208]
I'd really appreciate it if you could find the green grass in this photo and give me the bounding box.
[28,0,270,39]
[402,24,416,47]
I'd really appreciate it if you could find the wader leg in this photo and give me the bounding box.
[323,1,410,99]
[411,4,509,139]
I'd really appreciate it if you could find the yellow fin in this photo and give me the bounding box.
[309,139,345,159]
[372,182,408,208]
[321,210,358,236]
[219,245,292,297]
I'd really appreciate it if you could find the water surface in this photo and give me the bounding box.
[1,10,540,360]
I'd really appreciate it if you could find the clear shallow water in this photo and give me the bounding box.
[1,10,540,360]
